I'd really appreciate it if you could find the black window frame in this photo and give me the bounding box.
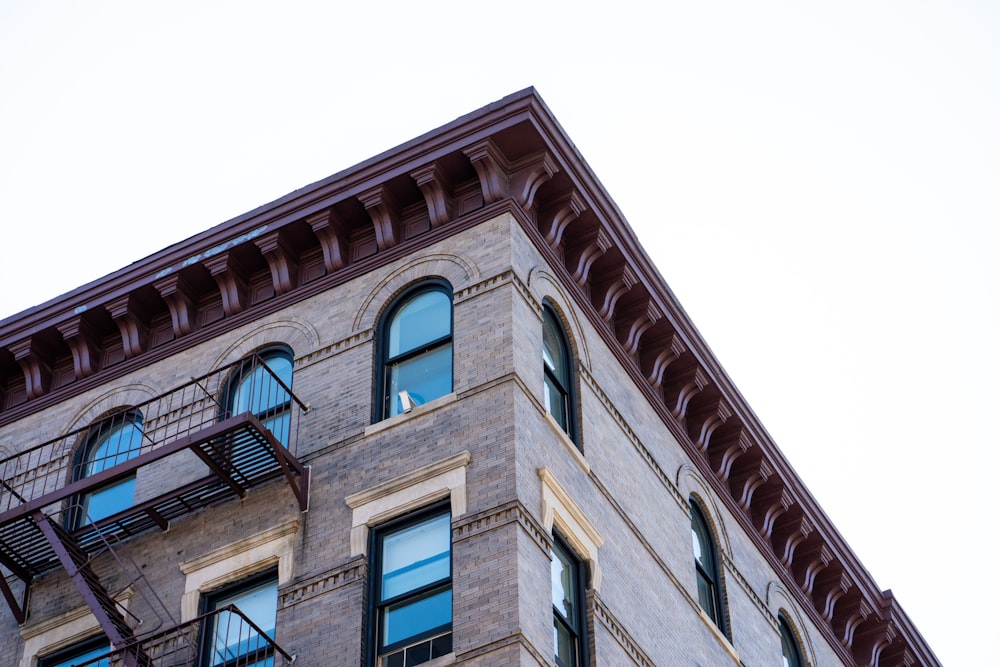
[199,568,279,667]
[374,281,454,422]
[67,408,145,529]
[551,532,589,667]
[542,303,577,444]
[780,613,805,667]
[37,634,110,667]
[367,502,454,667]
[690,499,727,636]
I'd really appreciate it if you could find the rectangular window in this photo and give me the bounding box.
[373,509,453,667]
[203,571,278,667]
[37,635,110,667]
[552,535,587,667]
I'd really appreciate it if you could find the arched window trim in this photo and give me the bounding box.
[374,281,454,422]
[542,301,577,445]
[69,408,145,529]
[690,497,728,637]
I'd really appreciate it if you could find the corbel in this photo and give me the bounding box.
[775,514,813,568]
[798,542,834,595]
[463,139,510,205]
[8,337,51,400]
[106,293,149,359]
[539,190,586,249]
[509,150,558,210]
[411,163,455,228]
[663,363,708,420]
[358,184,402,251]
[813,569,853,623]
[617,299,661,357]
[731,456,773,512]
[757,486,794,539]
[593,263,637,321]
[203,250,249,316]
[853,617,895,667]
[153,273,197,337]
[306,206,350,272]
[710,427,754,481]
[55,315,100,379]
[841,598,875,650]
[567,226,612,286]
[255,230,299,295]
[642,331,686,389]
[686,392,731,453]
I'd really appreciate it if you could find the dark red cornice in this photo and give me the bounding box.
[0,88,938,667]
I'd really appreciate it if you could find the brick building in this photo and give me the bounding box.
[0,89,939,666]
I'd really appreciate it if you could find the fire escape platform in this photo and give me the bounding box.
[0,411,308,581]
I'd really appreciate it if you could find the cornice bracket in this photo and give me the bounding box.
[9,338,51,400]
[411,163,455,229]
[359,184,402,251]
[55,315,100,380]
[153,273,197,338]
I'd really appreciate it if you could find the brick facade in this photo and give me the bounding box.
[0,91,938,666]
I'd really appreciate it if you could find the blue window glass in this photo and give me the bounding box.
[73,411,144,527]
[37,635,110,667]
[225,348,293,445]
[379,285,453,419]
[204,574,278,667]
[374,510,453,667]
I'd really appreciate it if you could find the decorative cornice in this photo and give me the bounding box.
[0,88,939,666]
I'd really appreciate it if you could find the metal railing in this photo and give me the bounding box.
[0,354,306,517]
[71,605,294,667]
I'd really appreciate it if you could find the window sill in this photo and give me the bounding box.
[365,392,457,437]
[381,653,456,667]
[543,411,590,474]
[698,609,740,664]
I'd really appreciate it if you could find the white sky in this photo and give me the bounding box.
[2,2,996,664]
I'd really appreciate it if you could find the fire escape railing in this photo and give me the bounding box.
[0,355,309,654]
[70,604,295,667]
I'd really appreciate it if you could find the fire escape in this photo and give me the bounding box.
[0,355,308,666]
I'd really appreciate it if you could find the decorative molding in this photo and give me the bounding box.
[345,450,470,556]
[19,587,133,667]
[279,558,366,609]
[538,466,603,591]
[178,519,300,622]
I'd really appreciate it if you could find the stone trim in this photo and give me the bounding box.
[178,519,299,622]
[345,450,470,556]
[363,392,458,437]
[279,558,366,609]
[698,608,742,664]
[538,466,603,591]
[18,588,133,667]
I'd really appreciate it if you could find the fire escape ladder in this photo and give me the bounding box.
[31,511,154,666]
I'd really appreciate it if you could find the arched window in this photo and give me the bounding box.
[690,499,726,633]
[72,410,144,527]
[377,283,453,420]
[223,347,294,446]
[542,304,575,441]
[780,614,804,667]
